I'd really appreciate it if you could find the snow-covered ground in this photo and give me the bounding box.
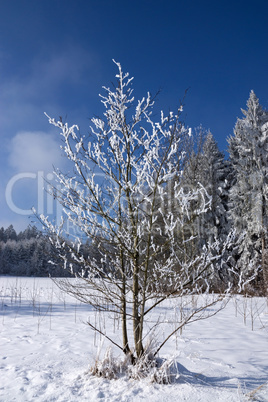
[0,277,267,401]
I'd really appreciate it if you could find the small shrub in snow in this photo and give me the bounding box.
[128,355,178,384]
[90,347,119,380]
[90,344,179,384]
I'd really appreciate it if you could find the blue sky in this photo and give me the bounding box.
[0,0,268,231]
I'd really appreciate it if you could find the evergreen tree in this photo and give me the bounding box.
[199,132,230,244]
[228,91,268,290]
[0,227,6,242]
[180,131,232,288]
[175,129,207,261]
[17,225,39,241]
[0,241,18,274]
[5,225,17,241]
[180,131,229,243]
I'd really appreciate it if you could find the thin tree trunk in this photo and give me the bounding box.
[133,252,144,358]
[262,249,268,295]
[121,282,130,355]
[261,194,268,294]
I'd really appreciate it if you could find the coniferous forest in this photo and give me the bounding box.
[0,225,63,277]
[1,91,268,294]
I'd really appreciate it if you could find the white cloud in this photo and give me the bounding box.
[0,46,101,230]
[9,131,64,173]
[5,131,67,227]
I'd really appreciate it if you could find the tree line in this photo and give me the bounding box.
[0,225,102,277]
[0,225,63,276]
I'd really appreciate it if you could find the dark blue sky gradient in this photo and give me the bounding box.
[0,0,268,229]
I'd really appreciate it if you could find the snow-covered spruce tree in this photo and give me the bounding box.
[199,132,229,242]
[200,133,237,289]
[175,130,232,288]
[41,62,236,370]
[149,128,206,272]
[174,128,206,261]
[228,91,268,292]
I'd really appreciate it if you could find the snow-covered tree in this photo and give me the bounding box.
[192,132,233,288]
[178,131,230,262]
[228,91,268,290]
[17,225,39,241]
[199,132,229,240]
[5,225,17,242]
[0,227,6,242]
[0,240,18,274]
[40,62,238,370]
[176,128,206,260]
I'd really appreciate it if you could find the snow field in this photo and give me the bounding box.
[0,276,268,401]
